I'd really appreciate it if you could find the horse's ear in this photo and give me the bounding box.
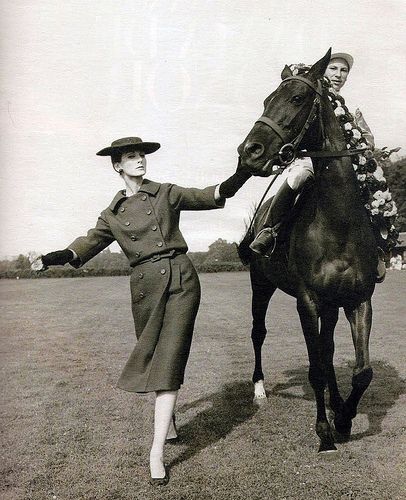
[307,48,332,81]
[281,65,293,80]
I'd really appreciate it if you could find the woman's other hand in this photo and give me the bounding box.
[29,252,46,271]
[30,249,74,271]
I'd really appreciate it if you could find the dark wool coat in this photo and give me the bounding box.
[69,179,224,392]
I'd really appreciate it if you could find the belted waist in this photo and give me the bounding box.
[132,249,185,267]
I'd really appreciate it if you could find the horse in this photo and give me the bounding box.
[237,49,378,453]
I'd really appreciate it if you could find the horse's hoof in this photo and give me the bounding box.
[253,380,267,402]
[253,395,268,406]
[318,447,339,460]
[332,418,352,442]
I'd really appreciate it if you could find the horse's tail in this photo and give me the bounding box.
[237,231,254,265]
[237,205,257,265]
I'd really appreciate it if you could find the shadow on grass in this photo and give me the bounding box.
[271,360,406,440]
[171,380,258,468]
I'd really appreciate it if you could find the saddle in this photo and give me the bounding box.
[238,183,314,265]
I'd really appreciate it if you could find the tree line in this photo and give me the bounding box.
[2,151,404,279]
[0,239,245,279]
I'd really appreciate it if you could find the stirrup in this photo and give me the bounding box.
[249,227,278,257]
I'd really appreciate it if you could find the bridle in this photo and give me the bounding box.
[255,75,366,166]
[242,74,368,239]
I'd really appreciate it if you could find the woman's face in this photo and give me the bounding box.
[324,58,349,92]
[116,150,147,177]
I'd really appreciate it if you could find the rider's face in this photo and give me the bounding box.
[324,58,349,92]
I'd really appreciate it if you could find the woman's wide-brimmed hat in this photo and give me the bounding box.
[330,52,354,70]
[96,137,161,156]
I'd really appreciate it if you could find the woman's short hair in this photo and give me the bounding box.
[111,151,122,165]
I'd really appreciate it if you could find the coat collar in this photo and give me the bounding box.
[108,179,161,211]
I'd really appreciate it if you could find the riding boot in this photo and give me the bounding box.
[250,179,297,256]
[376,247,387,283]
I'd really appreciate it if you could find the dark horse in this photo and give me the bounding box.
[237,49,378,453]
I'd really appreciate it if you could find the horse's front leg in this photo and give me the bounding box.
[334,299,373,439]
[297,294,337,453]
[250,269,276,402]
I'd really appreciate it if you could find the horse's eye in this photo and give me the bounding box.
[291,95,304,104]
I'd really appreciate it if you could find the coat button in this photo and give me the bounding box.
[157,242,163,247]
[135,251,140,257]
[147,210,152,215]
[141,195,147,201]
[120,207,125,212]
[152,225,157,231]
[139,272,144,279]
[160,269,166,275]
[130,235,136,241]
[139,292,145,299]
[125,221,130,226]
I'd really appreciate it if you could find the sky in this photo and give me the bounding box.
[1,0,405,258]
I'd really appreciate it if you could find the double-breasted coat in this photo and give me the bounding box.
[69,179,224,393]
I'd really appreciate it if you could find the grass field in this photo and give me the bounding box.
[1,271,405,500]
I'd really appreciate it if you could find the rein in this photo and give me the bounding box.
[255,75,365,165]
[244,171,282,238]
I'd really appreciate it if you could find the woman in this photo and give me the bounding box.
[249,52,397,282]
[31,136,250,485]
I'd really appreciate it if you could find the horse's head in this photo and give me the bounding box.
[238,49,332,176]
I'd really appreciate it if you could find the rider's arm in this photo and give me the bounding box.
[354,108,375,149]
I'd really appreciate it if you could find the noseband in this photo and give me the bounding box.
[255,75,366,166]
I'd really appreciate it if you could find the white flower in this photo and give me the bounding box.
[334,106,345,116]
[373,190,384,200]
[344,122,352,131]
[353,129,362,140]
[384,207,398,217]
[359,155,367,165]
[371,200,380,208]
[371,208,379,215]
[373,166,384,180]
[357,174,366,182]
[335,100,341,107]
[380,189,391,201]
[352,163,358,171]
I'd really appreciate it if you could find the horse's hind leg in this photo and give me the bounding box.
[250,268,275,401]
[334,299,373,439]
[320,306,344,414]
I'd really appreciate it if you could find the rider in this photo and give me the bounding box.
[249,52,394,282]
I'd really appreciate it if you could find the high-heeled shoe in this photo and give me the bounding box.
[149,466,169,486]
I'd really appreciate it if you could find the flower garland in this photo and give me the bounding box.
[327,89,399,249]
[288,63,399,250]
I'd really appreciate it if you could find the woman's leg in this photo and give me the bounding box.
[149,390,178,478]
